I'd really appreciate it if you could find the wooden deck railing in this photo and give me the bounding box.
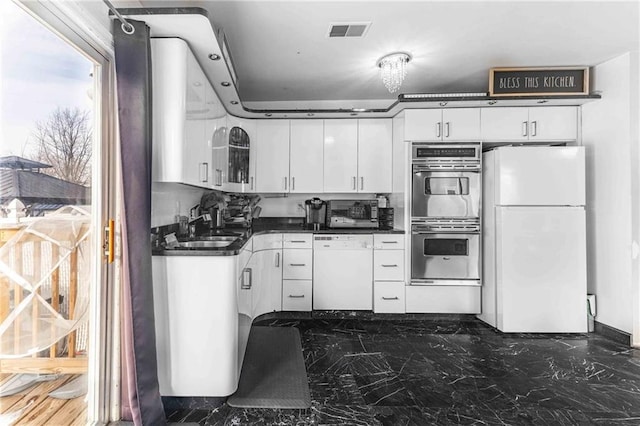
[0,224,88,374]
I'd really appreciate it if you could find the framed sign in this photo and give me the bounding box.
[489,67,589,97]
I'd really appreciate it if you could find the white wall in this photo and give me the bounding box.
[257,193,376,217]
[151,183,205,227]
[629,50,640,346]
[390,113,407,231]
[582,52,637,335]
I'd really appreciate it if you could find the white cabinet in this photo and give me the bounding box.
[211,115,255,193]
[373,234,405,313]
[323,119,393,193]
[255,120,290,192]
[251,234,283,316]
[323,120,358,192]
[481,106,577,141]
[373,281,405,313]
[404,108,481,142]
[282,233,312,312]
[290,120,324,193]
[527,107,578,141]
[151,38,214,188]
[152,255,241,396]
[282,280,312,311]
[358,119,392,192]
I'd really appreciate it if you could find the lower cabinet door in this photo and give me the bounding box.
[282,280,312,311]
[373,281,406,313]
[405,285,481,314]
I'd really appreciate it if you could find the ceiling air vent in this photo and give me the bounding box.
[328,22,371,38]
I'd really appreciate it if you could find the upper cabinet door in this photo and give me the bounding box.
[480,107,530,141]
[183,45,208,187]
[323,120,358,192]
[528,107,577,141]
[290,120,324,193]
[442,108,481,141]
[358,119,392,193]
[404,109,442,141]
[255,120,290,192]
[151,38,188,184]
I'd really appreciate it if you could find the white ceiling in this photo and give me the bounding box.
[119,1,639,112]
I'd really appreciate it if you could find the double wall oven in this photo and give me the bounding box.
[411,143,481,286]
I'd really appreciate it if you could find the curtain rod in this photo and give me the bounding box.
[103,0,135,34]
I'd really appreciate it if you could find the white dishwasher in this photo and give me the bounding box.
[313,234,373,310]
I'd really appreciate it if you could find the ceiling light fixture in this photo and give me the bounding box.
[376,52,411,94]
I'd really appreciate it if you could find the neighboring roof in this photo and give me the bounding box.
[0,156,52,170]
[0,169,90,205]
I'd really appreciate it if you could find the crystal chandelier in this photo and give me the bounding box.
[377,52,412,93]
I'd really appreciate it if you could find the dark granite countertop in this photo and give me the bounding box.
[153,217,405,256]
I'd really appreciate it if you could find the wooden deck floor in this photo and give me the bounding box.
[0,373,87,426]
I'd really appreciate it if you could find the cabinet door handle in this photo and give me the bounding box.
[360,177,364,190]
[531,120,537,137]
[250,176,254,190]
[214,169,222,186]
[200,163,209,182]
[284,177,288,191]
[445,122,450,138]
[288,294,305,298]
[352,176,356,190]
[292,176,295,191]
[241,267,252,289]
[436,122,442,138]
[522,121,528,137]
[290,240,306,243]
[382,296,399,301]
[381,241,398,244]
[290,263,306,267]
[275,252,280,267]
[381,264,398,268]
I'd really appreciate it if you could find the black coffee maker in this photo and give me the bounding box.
[304,197,327,230]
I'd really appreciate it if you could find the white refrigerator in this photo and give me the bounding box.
[479,146,587,333]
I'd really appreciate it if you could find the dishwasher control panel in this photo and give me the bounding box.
[313,234,373,249]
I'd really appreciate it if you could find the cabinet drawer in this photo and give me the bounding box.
[374,250,404,281]
[373,234,404,249]
[373,281,405,313]
[283,249,312,280]
[283,233,312,249]
[253,233,282,251]
[405,285,481,314]
[282,280,312,311]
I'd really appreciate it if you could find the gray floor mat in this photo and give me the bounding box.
[227,326,311,409]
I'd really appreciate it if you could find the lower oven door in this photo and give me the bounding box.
[411,232,480,281]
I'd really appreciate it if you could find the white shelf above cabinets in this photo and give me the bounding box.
[404,108,481,142]
[481,106,577,142]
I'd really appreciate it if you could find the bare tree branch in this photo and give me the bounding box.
[33,107,92,185]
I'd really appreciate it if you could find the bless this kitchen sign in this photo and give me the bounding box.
[489,67,589,96]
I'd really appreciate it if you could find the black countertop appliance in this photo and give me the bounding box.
[304,197,327,230]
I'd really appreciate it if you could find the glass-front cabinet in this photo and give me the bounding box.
[211,115,256,192]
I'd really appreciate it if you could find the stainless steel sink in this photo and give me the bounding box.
[177,238,236,249]
[195,234,240,241]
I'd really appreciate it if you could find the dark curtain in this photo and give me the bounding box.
[113,19,166,425]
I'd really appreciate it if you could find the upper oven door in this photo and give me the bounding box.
[412,169,480,219]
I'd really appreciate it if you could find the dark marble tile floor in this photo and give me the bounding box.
[165,315,640,425]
